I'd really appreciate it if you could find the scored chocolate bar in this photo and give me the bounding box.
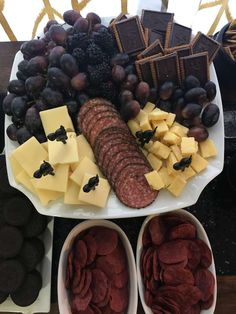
[146,29,166,46]
[151,52,181,86]
[180,52,209,86]
[135,54,162,87]
[165,22,192,48]
[141,10,174,32]
[137,39,164,59]
[113,16,146,55]
[192,32,220,63]
[165,44,193,59]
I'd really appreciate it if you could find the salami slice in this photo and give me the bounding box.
[72,289,92,312]
[149,216,166,246]
[91,269,108,304]
[158,240,188,264]
[110,286,129,313]
[92,227,118,256]
[169,223,196,240]
[194,268,215,302]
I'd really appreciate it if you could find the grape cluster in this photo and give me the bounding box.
[156,75,219,142]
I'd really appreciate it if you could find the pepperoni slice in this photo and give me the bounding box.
[110,286,129,313]
[200,294,214,310]
[158,240,188,264]
[144,290,153,306]
[91,269,108,304]
[74,240,87,268]
[194,268,215,301]
[187,240,201,270]
[149,216,166,245]
[113,269,129,289]
[72,269,86,295]
[153,249,159,281]
[142,223,152,247]
[91,227,118,256]
[168,223,196,240]
[163,268,194,286]
[72,289,92,311]
[83,235,97,265]
[78,305,94,314]
[78,269,92,298]
[195,239,212,268]
[106,242,126,274]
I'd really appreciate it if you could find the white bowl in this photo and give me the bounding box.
[57,220,138,314]
[136,209,217,314]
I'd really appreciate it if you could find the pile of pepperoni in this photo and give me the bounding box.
[66,226,129,314]
[140,214,215,314]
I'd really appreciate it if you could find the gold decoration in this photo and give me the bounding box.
[71,0,91,11]
[121,0,128,14]
[199,0,234,35]
[32,0,63,39]
[0,0,17,41]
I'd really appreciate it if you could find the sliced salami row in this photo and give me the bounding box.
[65,226,129,314]
[140,213,215,314]
[77,98,158,209]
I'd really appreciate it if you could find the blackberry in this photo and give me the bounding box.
[87,62,111,85]
[72,48,87,65]
[67,33,89,52]
[93,28,116,55]
[100,81,117,102]
[86,43,103,65]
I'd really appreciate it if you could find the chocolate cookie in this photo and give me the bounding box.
[0,155,21,196]
[0,225,23,258]
[19,238,45,272]
[0,291,8,304]
[22,211,48,238]
[3,197,33,227]
[0,259,26,293]
[11,270,42,307]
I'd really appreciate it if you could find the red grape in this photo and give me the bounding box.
[120,100,140,121]
[49,25,67,45]
[135,81,150,103]
[44,20,58,33]
[60,54,79,77]
[112,65,126,83]
[49,46,65,67]
[63,10,81,26]
[86,12,101,26]
[71,73,88,91]
[74,17,89,33]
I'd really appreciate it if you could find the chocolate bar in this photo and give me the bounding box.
[141,10,174,32]
[165,44,193,59]
[113,16,146,55]
[151,52,181,86]
[147,29,166,46]
[192,32,220,63]
[109,13,127,28]
[165,22,192,48]
[180,52,209,86]
[137,39,164,59]
[135,54,162,87]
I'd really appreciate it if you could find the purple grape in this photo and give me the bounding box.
[8,80,26,96]
[11,97,28,118]
[60,54,79,77]
[20,39,46,58]
[74,17,89,33]
[71,73,88,91]
[63,10,81,26]
[16,127,32,144]
[119,90,133,105]
[120,100,140,122]
[86,12,101,26]
[112,65,126,83]
[25,76,46,97]
[27,56,48,76]
[6,124,18,141]
[47,67,70,90]
[25,107,43,134]
[2,93,16,115]
[34,99,47,111]
[41,88,63,108]
[49,46,65,67]
[49,25,67,45]
[44,20,58,33]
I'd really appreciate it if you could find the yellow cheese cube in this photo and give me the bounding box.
[17,170,37,194]
[78,173,110,208]
[11,137,48,178]
[143,102,155,113]
[199,139,217,158]
[170,145,182,161]
[167,152,178,175]
[127,120,140,136]
[144,140,154,152]
[70,162,79,172]
[172,122,189,135]
[141,148,148,157]
[41,142,48,152]
[170,125,187,138]
[167,175,187,197]
[9,155,22,181]
[147,153,162,171]
[166,113,176,127]
[64,179,85,205]
[162,132,180,145]
[149,110,169,121]
[191,153,208,173]
[48,132,79,165]
[140,117,152,131]
[150,141,170,159]
[195,141,199,153]
[31,164,69,192]
[145,170,165,190]
[70,157,102,186]
[158,167,173,187]
[77,135,95,162]
[180,166,196,180]
[152,120,169,136]
[181,137,196,156]
[135,109,148,124]
[40,106,74,135]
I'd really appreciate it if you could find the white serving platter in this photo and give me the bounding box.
[136,209,217,314]
[5,49,224,219]
[0,218,54,314]
[57,219,138,314]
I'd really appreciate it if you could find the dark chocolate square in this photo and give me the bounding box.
[152,52,180,85]
[148,30,166,46]
[192,32,220,63]
[141,10,174,32]
[181,52,209,86]
[138,39,164,59]
[136,54,161,87]
[166,23,192,48]
[113,16,146,55]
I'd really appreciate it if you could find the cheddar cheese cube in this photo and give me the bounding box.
[167,175,187,197]
[162,132,180,145]
[48,132,79,165]
[180,166,196,180]
[149,141,170,159]
[181,137,196,156]
[127,119,140,136]
[170,145,182,161]
[166,113,176,127]
[145,170,165,190]
[152,120,169,136]
[78,173,110,208]
[135,109,148,124]
[40,106,74,135]
[149,110,168,121]
[172,122,189,135]
[158,167,173,187]
[41,142,48,152]
[10,154,22,181]
[147,153,162,171]
[191,153,208,173]
[140,117,152,131]
[143,102,155,113]
[144,141,154,152]
[170,125,187,138]
[199,139,217,158]
[70,157,102,186]
[166,152,178,175]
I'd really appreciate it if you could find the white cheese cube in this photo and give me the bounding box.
[77,135,95,162]
[158,167,173,187]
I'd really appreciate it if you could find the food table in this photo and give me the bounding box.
[0,38,236,314]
